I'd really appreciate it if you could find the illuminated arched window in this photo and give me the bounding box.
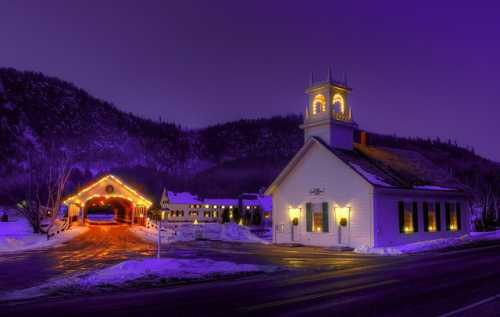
[312,94,326,115]
[332,94,345,113]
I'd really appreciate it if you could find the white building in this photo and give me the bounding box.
[265,77,470,248]
[161,190,272,225]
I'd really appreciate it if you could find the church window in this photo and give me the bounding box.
[332,94,345,113]
[398,201,418,233]
[312,94,326,115]
[445,202,461,231]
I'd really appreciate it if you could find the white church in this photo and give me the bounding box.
[265,74,470,248]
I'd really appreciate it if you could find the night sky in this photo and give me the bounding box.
[1,1,499,161]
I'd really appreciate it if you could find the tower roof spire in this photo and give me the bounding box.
[327,66,333,83]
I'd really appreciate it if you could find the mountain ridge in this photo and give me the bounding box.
[0,68,499,207]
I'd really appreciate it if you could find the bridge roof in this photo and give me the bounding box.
[63,174,152,208]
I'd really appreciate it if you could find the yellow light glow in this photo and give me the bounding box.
[332,94,345,113]
[404,226,413,233]
[312,94,326,115]
[288,207,300,221]
[335,206,350,224]
[63,174,152,208]
[194,219,199,225]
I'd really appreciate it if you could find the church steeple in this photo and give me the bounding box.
[300,70,357,150]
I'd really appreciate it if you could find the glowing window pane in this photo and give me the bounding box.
[332,94,345,113]
[312,94,326,115]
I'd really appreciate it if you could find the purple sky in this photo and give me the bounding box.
[1,1,500,161]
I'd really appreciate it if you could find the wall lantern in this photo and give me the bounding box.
[335,206,351,226]
[288,207,301,224]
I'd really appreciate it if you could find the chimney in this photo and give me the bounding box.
[360,131,368,146]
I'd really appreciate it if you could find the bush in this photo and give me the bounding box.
[1,213,8,222]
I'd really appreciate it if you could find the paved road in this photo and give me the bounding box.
[0,225,155,292]
[1,225,500,317]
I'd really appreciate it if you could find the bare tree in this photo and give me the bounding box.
[13,143,73,234]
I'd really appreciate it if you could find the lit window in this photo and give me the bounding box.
[213,205,218,209]
[332,94,345,113]
[204,211,211,218]
[424,202,439,232]
[399,202,417,233]
[404,210,413,233]
[264,212,270,219]
[446,202,460,231]
[246,206,250,210]
[204,204,210,209]
[213,211,218,218]
[312,94,326,115]
[313,212,323,232]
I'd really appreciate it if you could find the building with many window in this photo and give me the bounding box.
[265,76,470,248]
[160,190,272,226]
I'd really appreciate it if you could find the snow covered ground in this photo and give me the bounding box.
[355,229,500,256]
[131,222,270,245]
[2,258,275,301]
[0,215,87,253]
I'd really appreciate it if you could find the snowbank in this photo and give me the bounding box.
[354,229,500,256]
[0,216,87,253]
[131,223,269,245]
[2,258,275,300]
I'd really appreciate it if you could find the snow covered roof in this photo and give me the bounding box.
[265,137,467,195]
[204,198,238,206]
[321,137,467,192]
[167,191,202,205]
[166,192,272,210]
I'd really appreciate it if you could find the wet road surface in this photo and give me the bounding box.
[0,224,389,292]
[0,225,155,292]
[2,225,500,316]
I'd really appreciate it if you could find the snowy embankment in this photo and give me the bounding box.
[2,258,275,301]
[355,229,500,256]
[0,216,87,253]
[131,223,270,245]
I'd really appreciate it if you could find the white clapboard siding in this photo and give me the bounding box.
[272,141,374,248]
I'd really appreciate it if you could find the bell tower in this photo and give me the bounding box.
[300,69,357,150]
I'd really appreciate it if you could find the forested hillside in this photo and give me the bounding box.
[1,67,499,226]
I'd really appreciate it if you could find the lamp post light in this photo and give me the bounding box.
[335,207,350,245]
[288,207,300,242]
